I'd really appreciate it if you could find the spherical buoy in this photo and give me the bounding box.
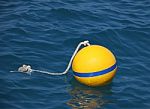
[72,45,117,87]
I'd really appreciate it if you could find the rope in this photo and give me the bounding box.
[10,40,90,75]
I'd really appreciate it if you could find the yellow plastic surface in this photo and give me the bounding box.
[72,45,117,86]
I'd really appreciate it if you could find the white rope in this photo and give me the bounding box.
[10,40,90,75]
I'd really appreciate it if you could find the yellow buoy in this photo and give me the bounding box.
[72,45,117,87]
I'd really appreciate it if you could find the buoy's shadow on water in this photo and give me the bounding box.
[66,77,114,109]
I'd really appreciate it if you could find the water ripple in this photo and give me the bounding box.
[0,0,150,109]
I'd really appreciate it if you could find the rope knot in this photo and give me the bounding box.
[18,64,32,73]
[82,40,90,46]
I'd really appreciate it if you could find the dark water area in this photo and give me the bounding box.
[0,0,150,109]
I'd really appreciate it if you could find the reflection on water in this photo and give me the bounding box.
[67,78,113,109]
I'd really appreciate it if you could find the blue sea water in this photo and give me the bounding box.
[0,0,150,109]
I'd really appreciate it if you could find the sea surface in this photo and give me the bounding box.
[0,0,150,109]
